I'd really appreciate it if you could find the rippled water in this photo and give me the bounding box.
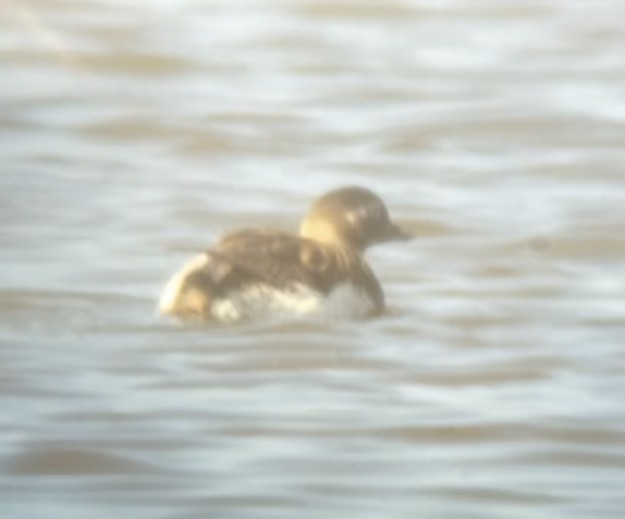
[2,0,625,517]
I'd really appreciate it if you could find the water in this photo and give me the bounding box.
[1,0,625,517]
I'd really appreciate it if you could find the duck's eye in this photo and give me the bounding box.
[346,207,368,226]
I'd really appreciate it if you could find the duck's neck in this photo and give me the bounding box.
[299,219,363,253]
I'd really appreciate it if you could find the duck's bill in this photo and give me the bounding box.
[385,223,412,241]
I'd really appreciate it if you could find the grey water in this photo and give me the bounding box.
[1,0,625,518]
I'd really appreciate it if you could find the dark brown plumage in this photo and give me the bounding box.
[211,229,383,302]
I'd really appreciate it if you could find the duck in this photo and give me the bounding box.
[158,186,409,323]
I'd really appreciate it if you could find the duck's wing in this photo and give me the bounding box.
[210,230,337,291]
[211,230,382,303]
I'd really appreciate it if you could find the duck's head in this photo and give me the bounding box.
[299,186,410,251]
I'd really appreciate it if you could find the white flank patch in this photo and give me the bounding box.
[211,281,373,323]
[158,253,208,314]
[211,282,323,323]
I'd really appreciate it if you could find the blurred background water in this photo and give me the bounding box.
[1,0,625,518]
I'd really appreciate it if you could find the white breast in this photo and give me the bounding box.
[324,282,376,320]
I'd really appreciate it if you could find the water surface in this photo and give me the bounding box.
[1,1,625,518]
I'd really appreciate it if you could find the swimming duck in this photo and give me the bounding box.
[159,186,409,323]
